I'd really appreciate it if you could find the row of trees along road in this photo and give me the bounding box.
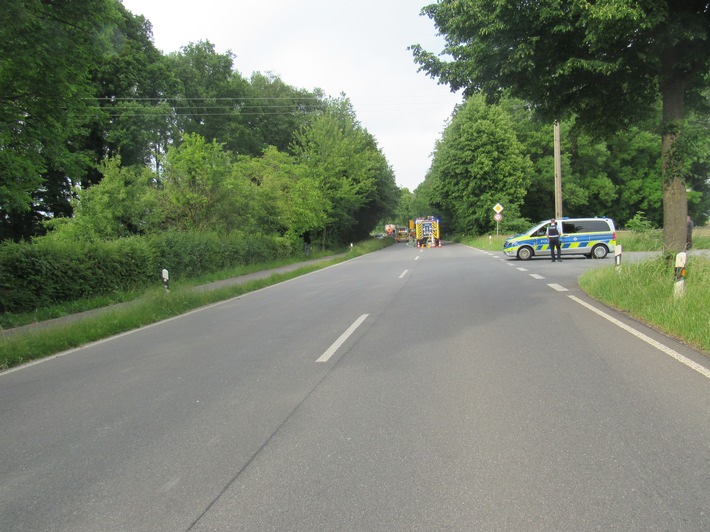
[413,93,710,237]
[3,0,708,252]
[411,0,710,252]
[1,0,397,246]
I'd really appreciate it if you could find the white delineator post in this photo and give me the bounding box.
[615,245,622,273]
[161,268,170,292]
[673,252,687,298]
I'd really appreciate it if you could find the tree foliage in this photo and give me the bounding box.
[1,6,335,242]
[245,73,327,154]
[44,157,161,242]
[0,0,119,241]
[427,95,531,234]
[415,91,709,234]
[291,99,395,247]
[233,146,326,240]
[167,42,249,153]
[86,3,175,181]
[160,133,234,231]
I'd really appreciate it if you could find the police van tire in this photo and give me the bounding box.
[591,244,608,259]
[517,246,533,260]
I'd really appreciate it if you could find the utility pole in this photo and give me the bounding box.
[554,120,563,219]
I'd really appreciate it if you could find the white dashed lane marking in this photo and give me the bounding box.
[548,283,568,292]
[316,314,369,363]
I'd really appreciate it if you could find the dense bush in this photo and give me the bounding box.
[0,231,294,313]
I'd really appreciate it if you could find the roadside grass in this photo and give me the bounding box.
[459,230,710,356]
[615,229,664,251]
[579,256,710,354]
[617,226,710,251]
[455,233,508,251]
[0,238,392,371]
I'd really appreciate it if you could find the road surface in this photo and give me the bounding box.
[1,244,708,530]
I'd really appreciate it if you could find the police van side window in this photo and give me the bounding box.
[582,220,610,232]
[534,226,547,237]
[562,222,580,234]
[561,220,610,233]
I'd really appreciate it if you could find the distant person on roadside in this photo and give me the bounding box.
[687,215,694,250]
[547,218,562,262]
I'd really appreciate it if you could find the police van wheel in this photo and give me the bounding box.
[591,244,608,259]
[517,246,533,260]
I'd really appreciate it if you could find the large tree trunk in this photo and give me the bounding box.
[660,59,688,255]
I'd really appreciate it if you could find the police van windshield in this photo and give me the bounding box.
[532,224,548,237]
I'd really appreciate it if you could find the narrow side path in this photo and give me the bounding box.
[2,254,345,338]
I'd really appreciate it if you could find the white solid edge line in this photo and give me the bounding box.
[316,314,369,363]
[568,295,710,380]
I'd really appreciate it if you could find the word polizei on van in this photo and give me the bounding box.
[503,217,616,260]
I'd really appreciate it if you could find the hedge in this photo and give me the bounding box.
[0,231,294,313]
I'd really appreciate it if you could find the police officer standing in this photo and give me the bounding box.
[547,218,562,262]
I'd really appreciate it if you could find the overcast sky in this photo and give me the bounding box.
[119,0,462,191]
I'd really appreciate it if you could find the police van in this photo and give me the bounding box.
[503,217,616,260]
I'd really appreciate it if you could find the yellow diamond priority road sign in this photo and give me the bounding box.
[493,203,504,214]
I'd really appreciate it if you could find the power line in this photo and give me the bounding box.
[88,97,323,102]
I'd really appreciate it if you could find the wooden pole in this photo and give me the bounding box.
[554,120,563,219]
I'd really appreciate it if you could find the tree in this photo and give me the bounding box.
[0,0,119,240]
[167,41,253,155]
[681,107,710,226]
[410,179,444,226]
[160,133,233,231]
[234,146,326,242]
[427,95,531,235]
[349,133,399,242]
[589,125,662,226]
[499,97,561,224]
[44,157,162,242]
[87,4,177,178]
[246,73,326,154]
[291,99,383,248]
[412,0,710,252]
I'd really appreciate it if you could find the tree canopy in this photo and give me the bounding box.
[0,1,346,242]
[3,0,707,249]
[0,0,119,240]
[427,95,531,234]
[291,99,397,247]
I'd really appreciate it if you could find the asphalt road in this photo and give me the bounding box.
[1,243,709,531]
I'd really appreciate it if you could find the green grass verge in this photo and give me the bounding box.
[615,227,710,251]
[455,234,509,251]
[579,256,710,354]
[0,239,393,371]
